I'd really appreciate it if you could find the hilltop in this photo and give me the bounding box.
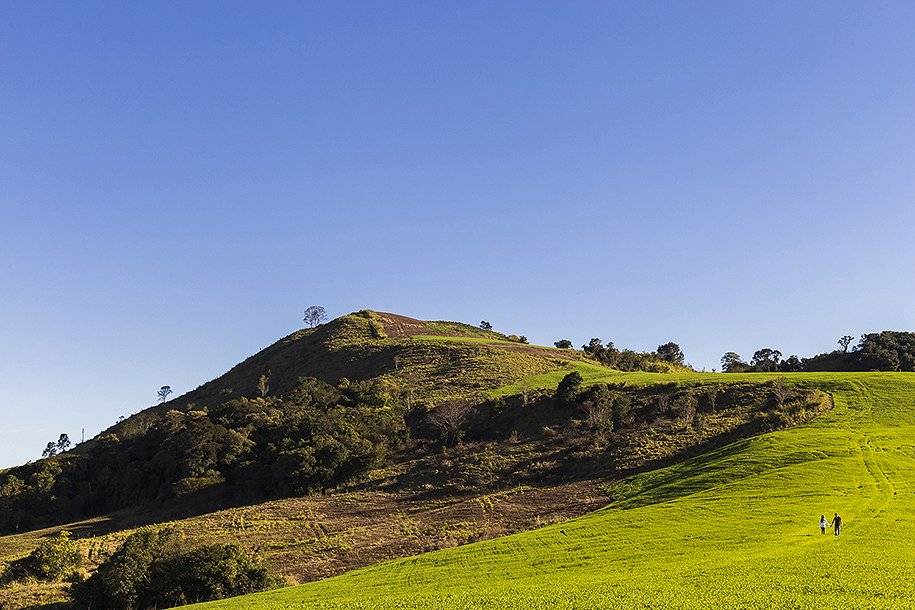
[97,310,599,441]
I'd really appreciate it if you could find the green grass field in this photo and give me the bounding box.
[188,372,915,609]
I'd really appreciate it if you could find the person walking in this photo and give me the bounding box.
[819,514,828,534]
[830,512,842,536]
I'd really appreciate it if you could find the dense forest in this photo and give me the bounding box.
[0,378,407,533]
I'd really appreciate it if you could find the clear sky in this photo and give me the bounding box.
[3,2,915,467]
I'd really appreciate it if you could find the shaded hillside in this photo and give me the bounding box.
[0,311,607,535]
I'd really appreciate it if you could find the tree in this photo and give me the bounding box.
[56,434,71,453]
[720,352,747,373]
[610,393,632,430]
[303,305,327,328]
[779,355,803,372]
[656,342,685,365]
[479,321,493,331]
[770,379,793,408]
[428,401,474,447]
[675,394,698,428]
[157,386,173,402]
[583,338,603,354]
[751,348,782,372]
[257,371,270,398]
[519,378,531,407]
[838,335,854,353]
[554,339,573,349]
[582,399,613,433]
[41,442,58,459]
[555,372,583,406]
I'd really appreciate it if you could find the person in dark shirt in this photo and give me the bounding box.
[830,512,842,536]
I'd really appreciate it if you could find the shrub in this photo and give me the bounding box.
[145,543,277,607]
[71,528,278,609]
[555,372,583,406]
[72,528,173,608]
[0,530,82,584]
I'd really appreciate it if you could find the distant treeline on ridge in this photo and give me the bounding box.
[720,331,915,373]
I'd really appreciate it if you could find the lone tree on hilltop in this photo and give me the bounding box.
[838,335,854,353]
[656,342,685,365]
[39,433,71,459]
[304,305,327,328]
[157,385,173,402]
[554,339,573,349]
[479,321,493,331]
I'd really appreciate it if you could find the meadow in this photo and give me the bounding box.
[188,372,915,609]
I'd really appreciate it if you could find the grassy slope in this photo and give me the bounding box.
[84,311,594,449]
[189,372,915,609]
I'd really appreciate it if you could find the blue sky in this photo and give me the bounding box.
[2,2,915,466]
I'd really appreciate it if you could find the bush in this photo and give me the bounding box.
[0,530,82,584]
[71,528,278,609]
[145,543,277,607]
[555,372,583,406]
[72,528,172,608]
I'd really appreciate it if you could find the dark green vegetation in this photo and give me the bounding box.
[72,528,277,608]
[0,378,407,534]
[580,338,683,371]
[721,331,915,372]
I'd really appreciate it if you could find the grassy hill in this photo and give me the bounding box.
[187,372,915,609]
[99,310,596,442]
[2,313,877,609]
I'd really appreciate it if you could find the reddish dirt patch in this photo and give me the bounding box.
[374,312,430,338]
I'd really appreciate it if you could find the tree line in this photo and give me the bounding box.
[721,331,915,373]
